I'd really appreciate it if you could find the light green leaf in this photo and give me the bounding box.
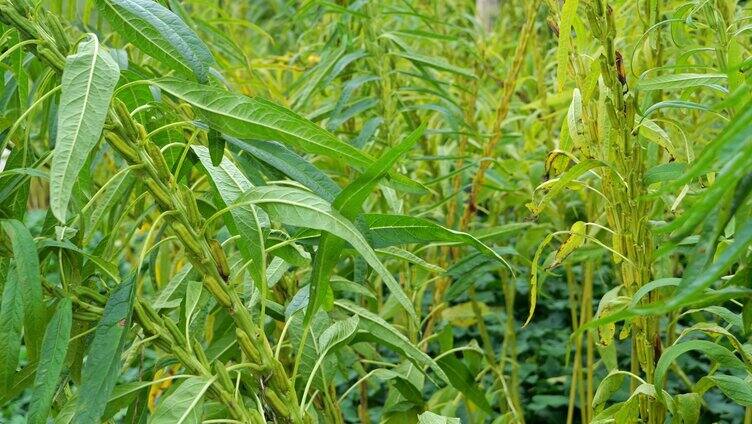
[239,186,417,322]
[336,301,448,384]
[95,0,214,81]
[51,34,119,222]
[362,213,508,266]
[418,411,461,424]
[27,299,73,424]
[394,51,475,78]
[193,145,267,289]
[636,73,727,92]
[149,377,212,424]
[705,374,752,406]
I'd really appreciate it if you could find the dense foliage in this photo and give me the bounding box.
[0,0,751,422]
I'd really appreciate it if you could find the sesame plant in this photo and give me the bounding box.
[0,0,750,423]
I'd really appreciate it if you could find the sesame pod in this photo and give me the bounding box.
[551,221,586,269]
[213,361,233,390]
[612,232,623,264]
[209,239,230,281]
[265,388,290,418]
[193,338,211,368]
[179,184,203,228]
[43,11,70,54]
[247,409,265,424]
[163,317,186,346]
[235,328,262,363]
[143,140,174,185]
[114,100,140,140]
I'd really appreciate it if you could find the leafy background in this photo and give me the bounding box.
[0,0,751,423]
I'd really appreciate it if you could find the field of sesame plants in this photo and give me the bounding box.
[0,0,751,422]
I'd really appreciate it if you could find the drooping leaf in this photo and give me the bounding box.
[73,276,136,423]
[225,136,340,202]
[50,34,119,222]
[94,0,214,82]
[1,219,44,359]
[362,213,508,266]
[239,186,417,322]
[0,271,23,394]
[336,301,448,384]
[654,340,745,406]
[152,77,423,193]
[27,299,73,424]
[436,354,492,414]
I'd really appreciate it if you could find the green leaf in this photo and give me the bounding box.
[184,280,203,337]
[556,0,580,91]
[27,299,73,424]
[636,73,727,92]
[394,51,475,78]
[152,78,422,193]
[436,354,492,414]
[527,159,607,215]
[155,78,371,167]
[705,374,752,406]
[239,186,417,322]
[300,316,360,407]
[50,34,119,222]
[193,145,267,289]
[362,213,508,266]
[1,219,44,359]
[418,411,461,424]
[654,340,745,406]
[73,276,136,424]
[149,377,212,424]
[207,129,225,166]
[666,218,752,309]
[225,137,340,202]
[336,301,448,384]
[0,270,23,394]
[318,315,359,354]
[644,162,686,185]
[94,0,214,82]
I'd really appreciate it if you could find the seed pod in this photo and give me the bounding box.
[114,100,140,140]
[547,18,559,38]
[236,328,262,363]
[163,317,186,346]
[265,388,290,418]
[209,239,230,281]
[43,11,70,54]
[612,232,623,264]
[550,221,586,269]
[214,361,233,390]
[193,338,210,368]
[179,184,202,228]
[143,140,174,185]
